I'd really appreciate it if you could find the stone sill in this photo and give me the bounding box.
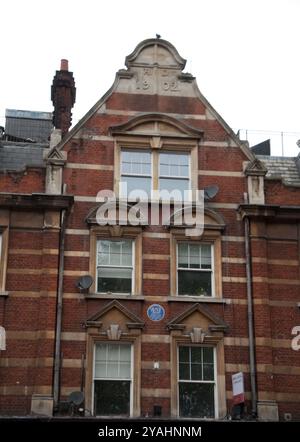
[84,292,229,304]
[84,293,144,300]
[0,291,9,297]
[167,296,228,304]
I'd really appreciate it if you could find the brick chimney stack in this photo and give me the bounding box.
[51,59,76,136]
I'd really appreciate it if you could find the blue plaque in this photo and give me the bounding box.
[147,304,165,321]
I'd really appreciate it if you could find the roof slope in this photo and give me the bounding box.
[257,155,300,186]
[0,142,46,172]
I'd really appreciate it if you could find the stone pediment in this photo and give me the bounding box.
[245,158,267,176]
[169,207,225,231]
[85,300,144,335]
[110,113,203,140]
[85,202,147,228]
[167,303,228,337]
[44,147,66,165]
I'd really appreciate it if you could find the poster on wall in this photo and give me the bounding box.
[232,372,245,404]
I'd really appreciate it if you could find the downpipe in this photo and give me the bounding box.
[53,209,67,407]
[244,216,257,417]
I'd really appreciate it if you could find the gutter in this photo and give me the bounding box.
[53,208,67,406]
[244,216,257,417]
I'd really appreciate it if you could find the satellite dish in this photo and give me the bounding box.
[69,391,84,406]
[76,275,93,291]
[204,185,219,201]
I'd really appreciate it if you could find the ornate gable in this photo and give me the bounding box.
[51,37,254,163]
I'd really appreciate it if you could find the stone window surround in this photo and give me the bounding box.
[170,333,226,419]
[89,225,142,296]
[170,228,222,299]
[113,134,198,200]
[84,300,144,417]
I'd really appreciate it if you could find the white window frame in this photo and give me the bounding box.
[96,239,135,295]
[119,148,192,201]
[177,345,218,419]
[92,342,133,417]
[176,242,215,297]
[120,149,152,199]
[158,151,191,196]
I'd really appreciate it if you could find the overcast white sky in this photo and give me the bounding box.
[1,0,300,156]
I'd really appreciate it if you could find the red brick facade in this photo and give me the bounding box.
[0,38,299,421]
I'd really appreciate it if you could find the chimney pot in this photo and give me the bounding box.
[60,59,69,71]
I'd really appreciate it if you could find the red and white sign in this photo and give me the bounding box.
[232,372,245,404]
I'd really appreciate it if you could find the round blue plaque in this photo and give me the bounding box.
[147,304,165,321]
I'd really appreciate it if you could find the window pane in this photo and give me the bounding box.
[107,362,118,378]
[170,164,179,176]
[203,363,214,381]
[97,241,110,265]
[179,363,190,380]
[97,240,132,270]
[95,343,107,361]
[108,344,119,361]
[179,382,215,418]
[121,150,151,175]
[97,267,132,293]
[178,153,189,166]
[159,153,189,177]
[178,270,212,296]
[97,251,110,265]
[121,240,132,266]
[140,163,148,174]
[120,345,131,362]
[190,244,200,269]
[120,176,151,198]
[179,164,189,177]
[178,243,189,268]
[95,362,106,378]
[159,178,189,197]
[191,347,202,363]
[98,267,132,279]
[160,163,169,176]
[191,363,202,380]
[94,344,131,379]
[94,380,130,416]
[179,346,189,362]
[121,161,131,174]
[119,362,131,378]
[191,347,203,380]
[203,347,214,364]
[110,241,121,266]
[139,151,151,173]
[201,245,212,269]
